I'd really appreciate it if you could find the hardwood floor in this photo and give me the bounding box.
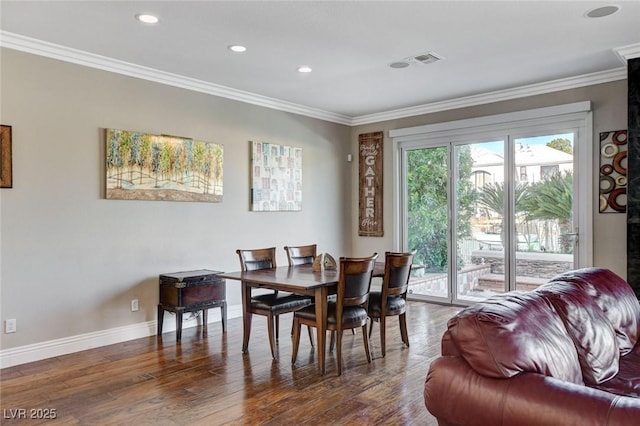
[1,302,459,425]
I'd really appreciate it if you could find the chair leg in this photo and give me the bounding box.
[399,313,409,347]
[291,317,301,364]
[275,314,280,340]
[307,325,314,347]
[291,322,315,345]
[267,314,278,360]
[329,330,336,352]
[336,329,343,376]
[380,316,387,357]
[368,317,376,338]
[362,324,372,363]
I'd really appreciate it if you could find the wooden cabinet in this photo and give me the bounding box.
[158,269,226,342]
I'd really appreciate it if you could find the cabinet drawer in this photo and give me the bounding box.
[182,282,225,306]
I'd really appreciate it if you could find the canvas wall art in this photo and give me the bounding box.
[599,130,627,213]
[106,128,223,202]
[250,141,302,211]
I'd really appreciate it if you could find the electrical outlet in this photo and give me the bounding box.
[131,299,139,312]
[5,318,16,333]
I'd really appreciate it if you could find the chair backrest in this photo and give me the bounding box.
[236,247,277,271]
[337,253,379,309]
[284,244,317,266]
[383,251,414,298]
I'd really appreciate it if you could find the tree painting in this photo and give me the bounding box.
[106,128,223,202]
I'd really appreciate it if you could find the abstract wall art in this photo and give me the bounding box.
[250,141,302,211]
[106,128,223,202]
[599,130,627,213]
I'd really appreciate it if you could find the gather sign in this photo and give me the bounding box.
[358,131,383,237]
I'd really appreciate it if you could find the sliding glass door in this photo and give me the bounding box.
[396,107,589,305]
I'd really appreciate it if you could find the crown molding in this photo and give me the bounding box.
[0,31,630,127]
[351,67,626,126]
[0,31,352,125]
[614,42,640,63]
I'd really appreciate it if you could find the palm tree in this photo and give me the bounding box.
[520,171,573,252]
[476,181,529,248]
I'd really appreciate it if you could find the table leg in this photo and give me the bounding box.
[315,287,328,375]
[241,282,252,353]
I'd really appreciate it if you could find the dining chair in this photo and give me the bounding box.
[284,244,317,266]
[236,247,313,360]
[367,251,414,357]
[284,244,317,342]
[291,253,378,375]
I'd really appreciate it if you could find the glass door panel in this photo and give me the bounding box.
[455,140,507,301]
[406,146,449,300]
[513,133,575,291]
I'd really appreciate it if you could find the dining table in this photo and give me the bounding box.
[219,262,384,375]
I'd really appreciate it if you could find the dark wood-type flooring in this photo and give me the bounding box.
[1,301,459,425]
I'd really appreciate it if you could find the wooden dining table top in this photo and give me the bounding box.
[219,262,385,292]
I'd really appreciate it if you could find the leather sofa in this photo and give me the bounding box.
[424,268,640,426]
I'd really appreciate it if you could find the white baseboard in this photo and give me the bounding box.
[0,304,243,369]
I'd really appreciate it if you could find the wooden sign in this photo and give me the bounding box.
[358,131,383,236]
[1,125,12,188]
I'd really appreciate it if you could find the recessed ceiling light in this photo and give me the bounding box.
[585,5,620,18]
[228,45,247,53]
[135,13,159,24]
[297,66,312,73]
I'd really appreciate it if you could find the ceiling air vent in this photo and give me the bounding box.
[389,51,444,69]
[411,52,443,65]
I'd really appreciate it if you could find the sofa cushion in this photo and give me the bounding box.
[593,342,640,397]
[537,280,619,385]
[551,268,640,356]
[447,291,583,384]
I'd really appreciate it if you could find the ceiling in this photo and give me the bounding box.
[1,1,639,125]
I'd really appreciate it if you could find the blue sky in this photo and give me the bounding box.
[480,133,574,153]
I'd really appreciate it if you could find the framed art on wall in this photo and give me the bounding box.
[1,125,12,188]
[106,128,223,202]
[599,130,627,213]
[250,141,302,211]
[358,131,383,236]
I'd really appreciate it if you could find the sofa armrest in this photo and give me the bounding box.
[425,356,640,426]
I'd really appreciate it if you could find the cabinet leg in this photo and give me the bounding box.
[176,311,183,342]
[157,305,164,337]
[202,309,208,335]
[221,302,227,333]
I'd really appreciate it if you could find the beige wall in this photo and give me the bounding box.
[0,49,352,350]
[350,80,629,278]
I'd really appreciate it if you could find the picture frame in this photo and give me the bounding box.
[1,125,12,188]
[358,131,383,236]
[250,141,302,211]
[106,128,224,202]
[599,130,627,213]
